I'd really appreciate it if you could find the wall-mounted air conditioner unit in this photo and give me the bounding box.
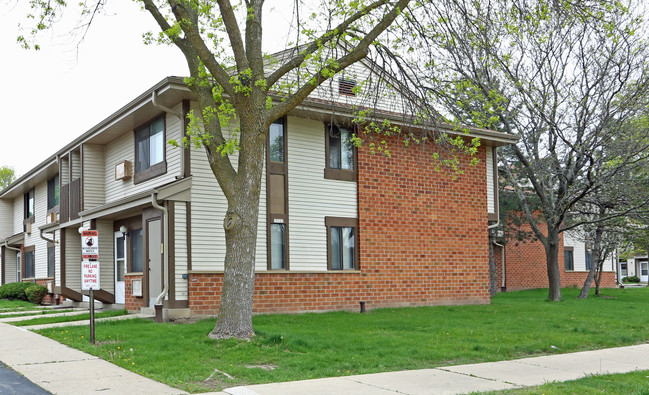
[46,280,53,293]
[25,223,32,234]
[115,160,132,181]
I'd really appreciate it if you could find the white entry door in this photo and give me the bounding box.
[148,219,162,306]
[114,231,126,304]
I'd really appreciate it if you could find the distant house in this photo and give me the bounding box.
[0,57,517,318]
[494,223,617,291]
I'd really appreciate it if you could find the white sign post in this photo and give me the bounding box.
[81,229,99,344]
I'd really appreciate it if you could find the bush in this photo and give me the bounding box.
[0,282,34,301]
[623,275,641,283]
[25,285,49,305]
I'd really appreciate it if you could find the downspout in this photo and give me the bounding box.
[151,91,185,179]
[40,229,59,245]
[151,192,168,322]
[3,240,20,252]
[494,240,505,290]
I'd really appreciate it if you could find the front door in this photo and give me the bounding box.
[114,232,126,304]
[148,219,162,306]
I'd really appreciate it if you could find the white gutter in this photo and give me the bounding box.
[494,241,505,289]
[151,192,169,307]
[151,91,185,180]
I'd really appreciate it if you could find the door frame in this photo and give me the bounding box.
[114,231,126,304]
[142,207,163,307]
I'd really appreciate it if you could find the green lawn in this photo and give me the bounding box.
[478,370,649,394]
[0,299,43,312]
[13,309,128,326]
[35,287,649,393]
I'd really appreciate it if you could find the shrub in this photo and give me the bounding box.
[0,282,34,301]
[625,275,641,283]
[25,285,49,305]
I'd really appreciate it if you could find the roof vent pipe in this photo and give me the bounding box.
[151,91,185,180]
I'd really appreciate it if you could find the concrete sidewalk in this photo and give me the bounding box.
[0,321,647,395]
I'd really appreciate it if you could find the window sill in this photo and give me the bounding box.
[324,168,357,181]
[134,161,167,185]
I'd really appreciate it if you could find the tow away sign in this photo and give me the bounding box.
[82,261,100,290]
[81,230,99,260]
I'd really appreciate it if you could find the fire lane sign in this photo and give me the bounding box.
[82,230,99,260]
[82,261,100,290]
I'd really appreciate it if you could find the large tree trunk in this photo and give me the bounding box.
[488,230,498,296]
[545,228,562,301]
[578,226,604,299]
[209,112,267,340]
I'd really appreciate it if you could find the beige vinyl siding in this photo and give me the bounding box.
[24,181,49,279]
[286,117,357,271]
[71,150,81,181]
[174,202,188,300]
[104,105,184,204]
[97,219,114,294]
[4,249,17,284]
[189,113,267,272]
[486,146,495,215]
[13,196,22,236]
[65,227,82,292]
[83,144,106,209]
[564,231,587,271]
[0,200,13,240]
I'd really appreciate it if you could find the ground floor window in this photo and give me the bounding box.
[620,260,627,277]
[325,217,358,270]
[129,229,143,273]
[24,248,35,279]
[564,248,574,271]
[641,261,648,277]
[47,244,55,278]
[270,223,286,269]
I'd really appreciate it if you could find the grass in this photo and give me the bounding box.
[35,287,649,393]
[478,370,649,394]
[13,309,128,326]
[0,299,44,312]
[0,309,76,319]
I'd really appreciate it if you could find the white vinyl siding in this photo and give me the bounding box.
[54,230,61,286]
[189,110,267,272]
[486,146,495,215]
[564,232,587,271]
[0,200,13,240]
[104,107,184,204]
[65,227,82,292]
[13,196,23,236]
[4,249,17,284]
[83,144,106,209]
[287,117,357,271]
[174,202,188,300]
[23,181,48,279]
[97,219,114,294]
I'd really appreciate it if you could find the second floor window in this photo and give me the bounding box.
[134,116,166,183]
[24,189,34,220]
[47,175,59,210]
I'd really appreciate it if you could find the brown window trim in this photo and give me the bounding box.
[325,216,359,271]
[266,117,289,270]
[134,114,167,185]
[324,123,358,181]
[134,161,167,184]
[564,246,574,272]
[23,245,35,280]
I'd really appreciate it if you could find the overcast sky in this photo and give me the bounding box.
[0,2,294,177]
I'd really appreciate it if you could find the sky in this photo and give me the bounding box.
[0,2,294,177]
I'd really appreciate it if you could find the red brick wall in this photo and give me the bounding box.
[34,278,64,305]
[188,138,491,315]
[495,222,617,291]
[124,274,144,312]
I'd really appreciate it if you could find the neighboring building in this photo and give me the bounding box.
[617,253,648,283]
[0,60,517,318]
[494,224,617,291]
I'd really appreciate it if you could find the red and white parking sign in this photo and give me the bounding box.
[81,230,99,260]
[82,261,100,291]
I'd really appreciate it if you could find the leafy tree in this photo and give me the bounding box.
[398,0,649,301]
[0,166,16,190]
[22,0,482,339]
